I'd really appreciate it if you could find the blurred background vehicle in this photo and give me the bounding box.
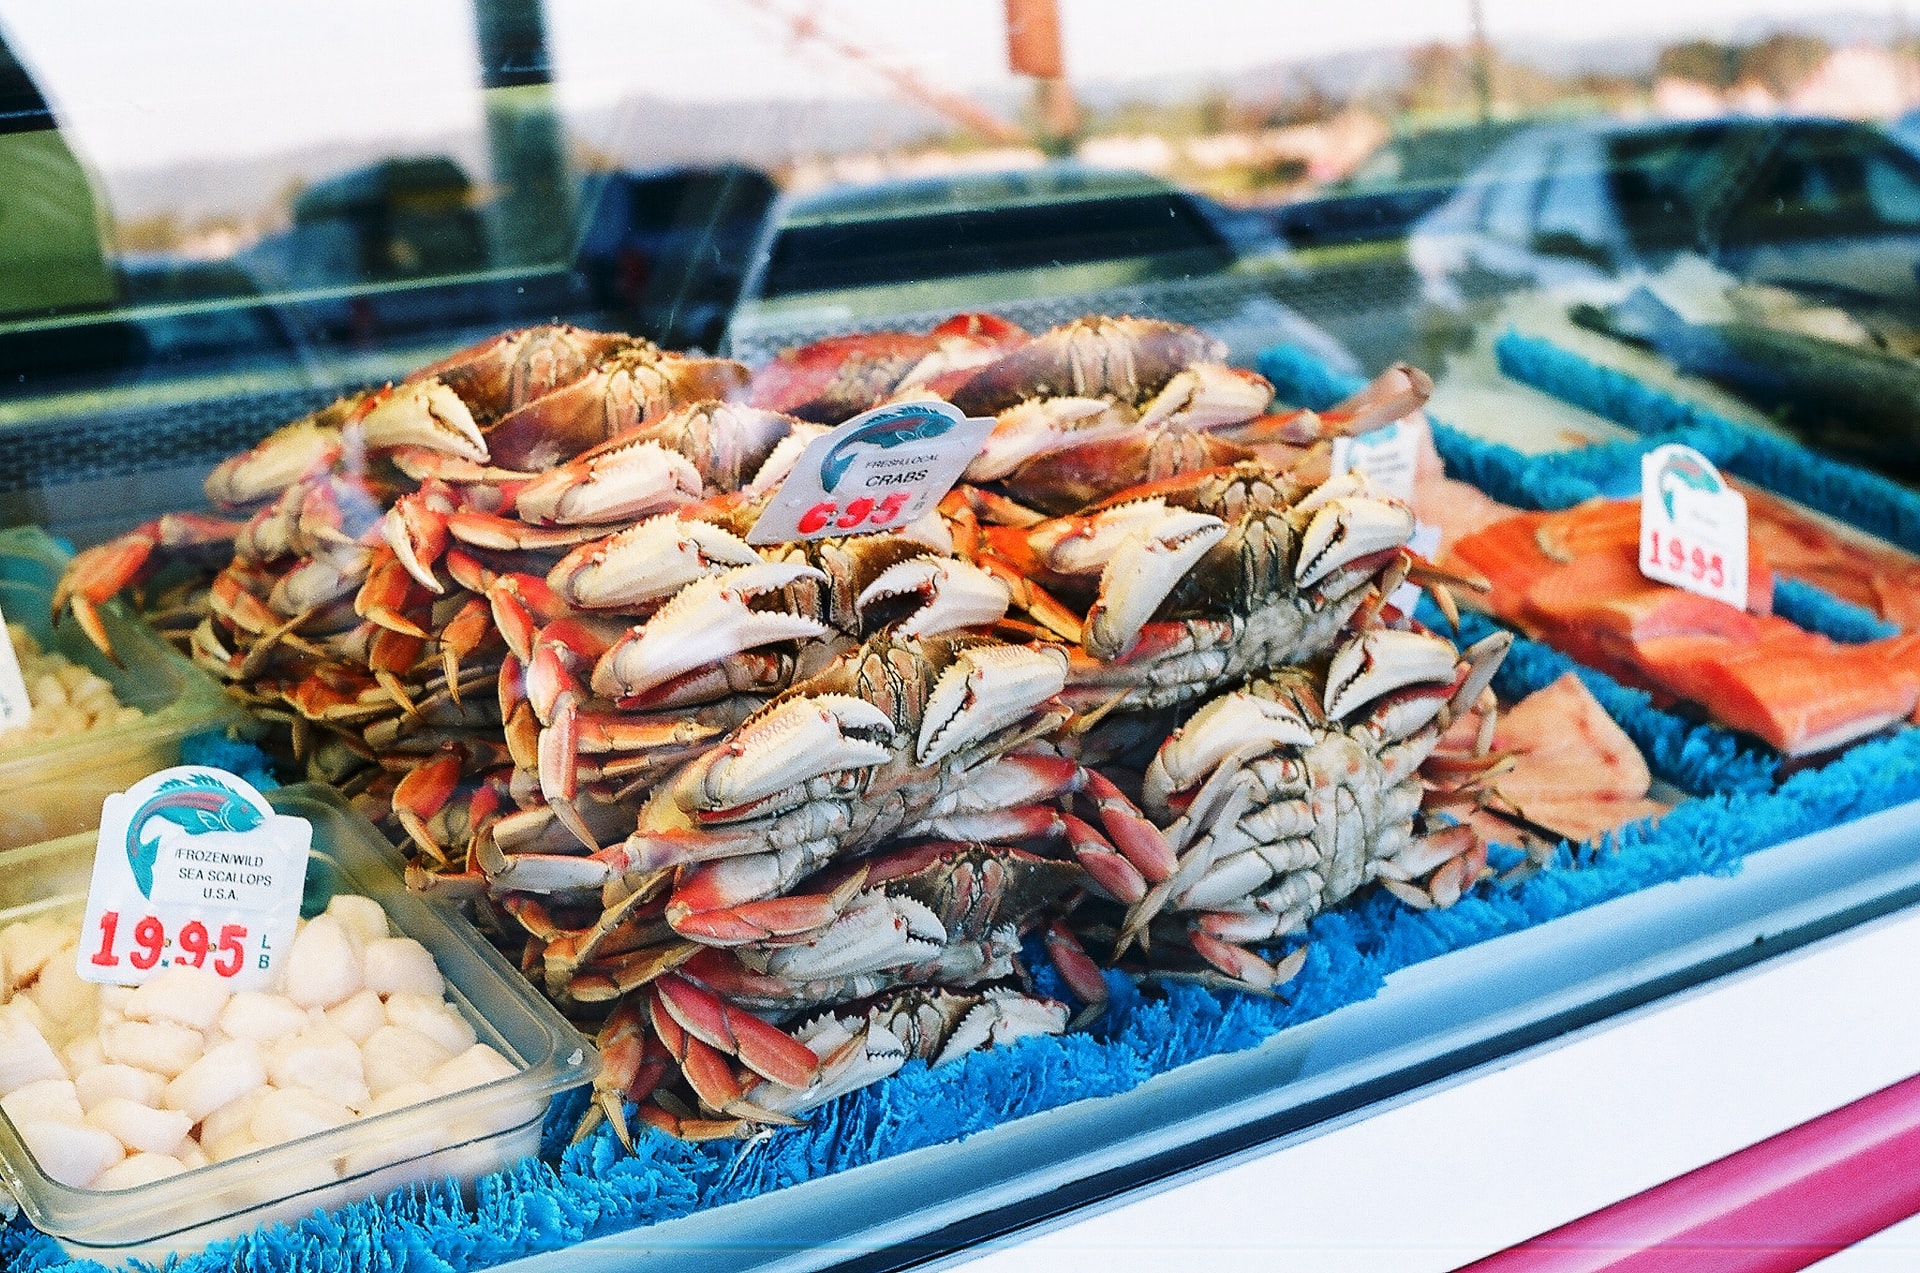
[574,164,778,351]
[724,163,1347,369]
[1263,119,1529,252]
[1409,116,1920,314]
[6,0,1920,532]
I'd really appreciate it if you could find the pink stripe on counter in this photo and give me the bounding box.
[1457,1069,1920,1272]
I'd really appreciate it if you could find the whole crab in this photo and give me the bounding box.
[1115,624,1512,990]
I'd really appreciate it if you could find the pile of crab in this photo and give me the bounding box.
[56,313,1513,1145]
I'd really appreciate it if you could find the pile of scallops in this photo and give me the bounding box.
[0,895,519,1191]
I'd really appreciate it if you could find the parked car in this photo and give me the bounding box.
[1265,120,1530,251]
[724,164,1350,372]
[573,164,776,350]
[1409,116,1920,310]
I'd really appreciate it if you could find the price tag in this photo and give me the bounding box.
[0,602,30,733]
[1330,414,1425,502]
[1639,443,1748,610]
[77,767,311,991]
[1391,522,1441,616]
[746,400,994,545]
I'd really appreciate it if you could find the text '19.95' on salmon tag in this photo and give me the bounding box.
[77,767,311,991]
[0,598,30,732]
[746,401,995,546]
[1639,443,1748,611]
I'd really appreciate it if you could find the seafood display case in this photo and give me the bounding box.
[5,5,1920,1270]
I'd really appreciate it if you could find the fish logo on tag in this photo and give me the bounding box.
[1651,449,1723,519]
[819,408,963,493]
[124,772,267,899]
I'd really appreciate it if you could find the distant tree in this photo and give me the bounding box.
[1735,32,1830,96]
[1657,40,1736,88]
[1405,41,1473,112]
[112,212,182,253]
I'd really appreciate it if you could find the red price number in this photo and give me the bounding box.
[88,911,250,978]
[1645,530,1726,588]
[795,491,913,536]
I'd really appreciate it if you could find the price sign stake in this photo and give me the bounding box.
[747,401,994,545]
[76,766,311,991]
[1639,443,1749,611]
[0,601,30,733]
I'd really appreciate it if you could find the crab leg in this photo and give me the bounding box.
[652,973,822,1092]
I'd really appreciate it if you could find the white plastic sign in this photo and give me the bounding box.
[747,400,995,545]
[1330,415,1425,503]
[76,767,311,991]
[0,599,30,732]
[1638,444,1748,611]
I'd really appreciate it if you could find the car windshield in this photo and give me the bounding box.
[1723,127,1920,242]
[756,190,1234,299]
[1605,125,1748,253]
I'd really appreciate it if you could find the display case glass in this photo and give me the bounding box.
[2,4,1919,1270]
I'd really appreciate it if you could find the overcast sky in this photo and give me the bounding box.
[0,0,1900,171]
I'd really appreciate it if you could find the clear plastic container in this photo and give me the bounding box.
[0,526,242,850]
[0,783,599,1263]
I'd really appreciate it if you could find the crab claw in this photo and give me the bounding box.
[1187,932,1308,993]
[358,379,489,462]
[381,483,456,593]
[1448,631,1513,718]
[576,998,661,1150]
[392,744,466,863]
[1325,362,1433,434]
[514,438,704,526]
[1083,511,1227,660]
[653,973,822,1091]
[204,415,345,509]
[1142,689,1317,814]
[698,694,895,813]
[1323,628,1460,721]
[548,515,763,612]
[590,561,830,700]
[1134,363,1274,432]
[54,513,244,661]
[930,989,1071,1065]
[857,555,1011,638]
[1294,490,1416,590]
[53,533,156,661]
[917,643,1069,765]
[647,991,796,1123]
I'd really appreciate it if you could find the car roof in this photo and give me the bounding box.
[773,164,1185,228]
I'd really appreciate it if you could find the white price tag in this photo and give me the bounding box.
[0,601,30,733]
[76,767,311,991]
[1330,415,1425,502]
[1638,444,1748,611]
[1391,523,1441,616]
[747,401,995,545]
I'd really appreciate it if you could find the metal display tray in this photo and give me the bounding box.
[495,798,1920,1273]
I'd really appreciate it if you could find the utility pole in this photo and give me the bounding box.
[1005,0,1079,156]
[474,0,573,270]
[1467,0,1493,128]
